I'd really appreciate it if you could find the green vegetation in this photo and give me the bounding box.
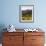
[22,10,32,20]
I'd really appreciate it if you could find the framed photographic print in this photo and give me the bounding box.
[19,5,34,23]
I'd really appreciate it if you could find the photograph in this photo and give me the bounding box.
[19,5,34,23]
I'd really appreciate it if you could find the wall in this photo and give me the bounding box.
[0,0,46,30]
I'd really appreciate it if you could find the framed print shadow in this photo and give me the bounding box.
[19,5,34,23]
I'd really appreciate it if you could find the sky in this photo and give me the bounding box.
[21,6,33,10]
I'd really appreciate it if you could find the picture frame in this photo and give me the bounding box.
[19,5,34,23]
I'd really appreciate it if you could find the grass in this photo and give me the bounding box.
[22,14,32,20]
